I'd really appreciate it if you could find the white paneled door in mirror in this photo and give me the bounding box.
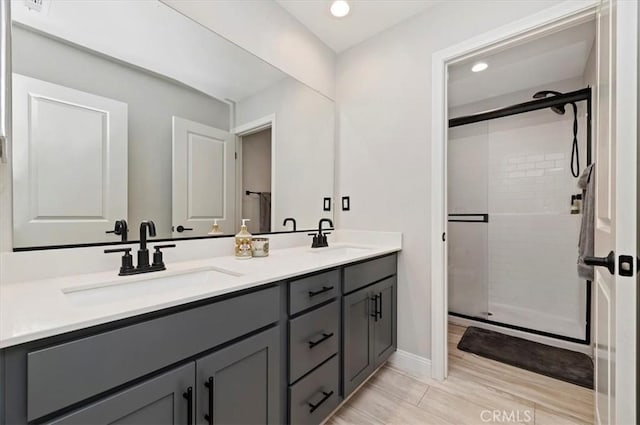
[12,74,127,247]
[172,117,235,237]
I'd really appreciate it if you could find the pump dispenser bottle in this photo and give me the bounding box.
[235,219,252,259]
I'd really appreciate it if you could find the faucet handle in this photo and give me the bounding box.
[153,244,176,250]
[104,247,134,275]
[152,244,176,268]
[308,233,320,248]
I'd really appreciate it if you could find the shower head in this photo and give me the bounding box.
[532,90,565,114]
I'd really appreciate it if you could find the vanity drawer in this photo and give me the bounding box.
[289,355,340,425]
[26,285,280,421]
[289,269,340,315]
[343,254,397,294]
[289,300,339,383]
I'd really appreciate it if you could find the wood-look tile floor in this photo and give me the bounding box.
[326,324,594,425]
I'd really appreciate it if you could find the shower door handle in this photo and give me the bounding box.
[584,251,615,275]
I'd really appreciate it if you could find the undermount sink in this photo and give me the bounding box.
[309,246,372,256]
[62,267,241,305]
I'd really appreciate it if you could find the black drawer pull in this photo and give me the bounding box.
[378,292,383,320]
[183,386,193,425]
[308,332,334,349]
[204,377,213,425]
[308,285,334,297]
[370,294,379,321]
[308,390,334,413]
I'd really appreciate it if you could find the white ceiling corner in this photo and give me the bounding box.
[275,0,439,53]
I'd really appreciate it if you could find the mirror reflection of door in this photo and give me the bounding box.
[240,128,272,234]
[12,74,128,247]
[172,116,235,237]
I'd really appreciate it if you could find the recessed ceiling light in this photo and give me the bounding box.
[330,0,350,18]
[471,62,488,72]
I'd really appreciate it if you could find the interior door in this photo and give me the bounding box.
[592,1,638,424]
[12,73,128,247]
[172,116,235,236]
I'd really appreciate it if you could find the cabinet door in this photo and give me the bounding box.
[342,287,375,397]
[195,326,281,425]
[47,363,195,425]
[372,277,397,367]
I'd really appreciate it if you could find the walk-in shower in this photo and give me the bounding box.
[447,87,592,344]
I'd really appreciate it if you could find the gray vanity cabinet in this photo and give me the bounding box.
[195,327,280,425]
[0,253,399,425]
[372,276,397,366]
[342,286,376,396]
[45,363,195,425]
[342,255,397,397]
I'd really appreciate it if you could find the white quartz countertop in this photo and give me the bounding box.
[0,240,400,349]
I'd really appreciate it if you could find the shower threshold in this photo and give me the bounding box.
[449,311,589,345]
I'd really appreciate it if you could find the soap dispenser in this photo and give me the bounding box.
[235,219,253,259]
[208,219,223,235]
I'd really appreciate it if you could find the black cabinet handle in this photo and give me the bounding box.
[176,225,193,233]
[308,332,334,349]
[183,386,193,425]
[204,377,213,425]
[308,390,334,413]
[370,294,379,321]
[378,292,383,320]
[308,286,334,297]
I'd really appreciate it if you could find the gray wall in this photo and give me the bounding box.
[12,25,230,239]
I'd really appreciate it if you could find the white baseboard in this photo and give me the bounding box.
[387,349,432,382]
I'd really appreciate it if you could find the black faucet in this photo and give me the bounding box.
[309,218,333,248]
[138,220,156,268]
[105,219,128,242]
[283,217,297,231]
[104,220,175,276]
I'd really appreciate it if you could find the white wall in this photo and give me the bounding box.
[163,0,336,100]
[335,0,563,360]
[236,78,334,232]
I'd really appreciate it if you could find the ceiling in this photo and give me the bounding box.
[275,0,438,53]
[448,21,596,108]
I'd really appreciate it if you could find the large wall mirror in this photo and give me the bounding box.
[9,0,334,249]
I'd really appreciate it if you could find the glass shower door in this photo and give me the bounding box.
[447,122,489,320]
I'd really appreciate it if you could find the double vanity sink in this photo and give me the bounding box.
[0,234,401,425]
[61,245,374,306]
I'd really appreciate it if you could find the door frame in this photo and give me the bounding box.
[232,114,276,232]
[429,0,600,381]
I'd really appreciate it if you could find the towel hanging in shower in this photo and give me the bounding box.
[259,192,271,233]
[577,164,595,280]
